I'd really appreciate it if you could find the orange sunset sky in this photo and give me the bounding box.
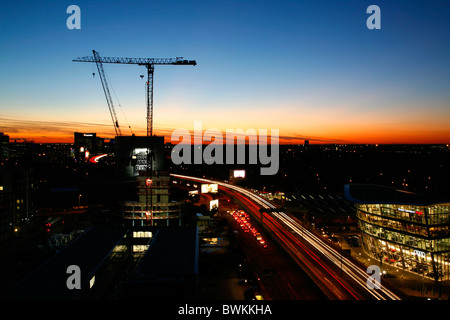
[1,1,449,145]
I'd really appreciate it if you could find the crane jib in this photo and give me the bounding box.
[73,56,196,66]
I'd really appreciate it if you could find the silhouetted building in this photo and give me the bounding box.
[0,133,9,163]
[120,226,199,299]
[0,167,35,240]
[1,225,198,300]
[73,132,105,162]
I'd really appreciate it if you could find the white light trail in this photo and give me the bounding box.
[170,174,401,300]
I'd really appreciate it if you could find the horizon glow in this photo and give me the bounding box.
[1,1,449,145]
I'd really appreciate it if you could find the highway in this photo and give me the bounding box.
[171,173,402,300]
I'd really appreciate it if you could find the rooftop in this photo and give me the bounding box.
[2,226,127,299]
[135,226,199,279]
[2,226,199,300]
[293,193,356,218]
[344,184,450,206]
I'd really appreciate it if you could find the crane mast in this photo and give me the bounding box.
[73,50,196,225]
[146,65,154,140]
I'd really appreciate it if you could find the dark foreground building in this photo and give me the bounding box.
[1,225,198,300]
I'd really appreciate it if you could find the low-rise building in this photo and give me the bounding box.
[345,184,450,281]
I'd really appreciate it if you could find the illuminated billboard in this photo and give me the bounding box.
[209,199,219,211]
[233,170,246,178]
[201,184,218,193]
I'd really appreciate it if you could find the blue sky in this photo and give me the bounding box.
[1,0,449,143]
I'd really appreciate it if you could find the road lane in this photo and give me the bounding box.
[171,174,401,300]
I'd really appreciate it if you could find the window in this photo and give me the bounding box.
[133,231,152,238]
[133,245,149,252]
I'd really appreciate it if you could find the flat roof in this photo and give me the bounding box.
[2,226,199,300]
[134,226,199,279]
[2,226,128,299]
[344,184,450,206]
[293,193,356,217]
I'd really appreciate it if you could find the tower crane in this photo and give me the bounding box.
[73,50,196,139]
[73,50,196,225]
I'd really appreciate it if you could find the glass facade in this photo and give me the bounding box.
[356,203,450,281]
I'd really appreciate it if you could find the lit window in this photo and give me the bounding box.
[133,231,152,238]
[133,245,149,252]
[90,276,95,289]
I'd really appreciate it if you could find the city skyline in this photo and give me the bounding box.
[1,0,449,144]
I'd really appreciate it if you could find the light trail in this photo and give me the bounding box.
[272,211,393,300]
[88,153,108,163]
[261,210,360,299]
[170,174,401,300]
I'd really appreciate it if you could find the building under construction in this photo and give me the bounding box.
[73,50,195,228]
[114,135,183,227]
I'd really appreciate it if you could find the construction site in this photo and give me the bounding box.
[73,50,197,227]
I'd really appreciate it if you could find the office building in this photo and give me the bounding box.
[345,184,450,281]
[0,132,9,163]
[0,167,35,238]
[73,132,105,162]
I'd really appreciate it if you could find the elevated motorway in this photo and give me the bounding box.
[171,174,402,300]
